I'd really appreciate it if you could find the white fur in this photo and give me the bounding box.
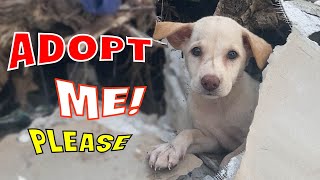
[149,16,271,171]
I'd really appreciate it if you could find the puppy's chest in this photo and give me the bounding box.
[189,97,255,148]
[191,101,252,127]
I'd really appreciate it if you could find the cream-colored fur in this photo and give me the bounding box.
[148,16,272,170]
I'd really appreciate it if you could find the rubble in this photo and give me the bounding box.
[236,29,320,180]
[0,0,162,121]
[283,0,320,37]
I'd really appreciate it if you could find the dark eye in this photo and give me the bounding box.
[227,50,238,60]
[191,47,202,57]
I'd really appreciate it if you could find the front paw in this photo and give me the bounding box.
[148,143,184,171]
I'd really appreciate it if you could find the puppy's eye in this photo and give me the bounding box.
[227,50,238,60]
[191,47,202,57]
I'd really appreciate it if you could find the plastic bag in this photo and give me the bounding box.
[80,0,121,15]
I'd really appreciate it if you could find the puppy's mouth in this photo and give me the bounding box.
[190,86,221,98]
[205,91,216,96]
[199,88,231,99]
[200,91,220,99]
[203,95,219,99]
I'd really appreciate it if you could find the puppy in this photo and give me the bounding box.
[148,16,272,170]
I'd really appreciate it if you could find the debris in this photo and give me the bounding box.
[214,0,291,46]
[0,0,164,137]
[236,30,320,180]
[0,109,31,139]
[283,0,320,36]
[212,153,243,180]
[309,31,320,45]
[80,0,121,15]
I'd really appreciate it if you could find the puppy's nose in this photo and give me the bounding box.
[201,75,220,91]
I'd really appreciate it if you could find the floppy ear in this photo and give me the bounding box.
[242,29,273,70]
[153,22,193,50]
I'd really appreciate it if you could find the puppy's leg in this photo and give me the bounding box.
[148,129,221,170]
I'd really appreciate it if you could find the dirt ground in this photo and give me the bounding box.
[0,121,202,180]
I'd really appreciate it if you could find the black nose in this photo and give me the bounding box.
[201,75,220,91]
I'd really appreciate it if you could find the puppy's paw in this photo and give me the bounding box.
[148,143,184,171]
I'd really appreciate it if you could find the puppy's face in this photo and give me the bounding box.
[185,17,249,98]
[153,16,272,98]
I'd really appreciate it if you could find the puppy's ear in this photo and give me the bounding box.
[153,22,193,50]
[242,29,273,70]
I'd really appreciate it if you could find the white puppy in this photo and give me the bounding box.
[148,16,272,170]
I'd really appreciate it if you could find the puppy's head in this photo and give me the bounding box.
[154,16,272,98]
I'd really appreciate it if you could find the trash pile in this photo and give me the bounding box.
[0,0,166,138]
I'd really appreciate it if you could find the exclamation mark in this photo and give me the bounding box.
[128,86,147,116]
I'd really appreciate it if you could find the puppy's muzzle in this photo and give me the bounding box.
[201,75,220,92]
